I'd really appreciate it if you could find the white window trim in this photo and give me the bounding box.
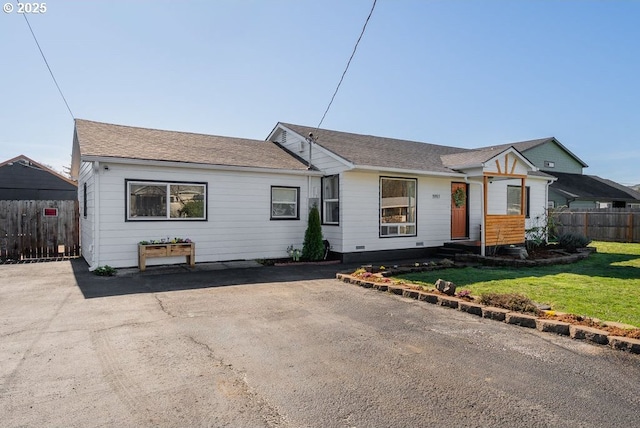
[380,177,417,238]
[322,175,339,225]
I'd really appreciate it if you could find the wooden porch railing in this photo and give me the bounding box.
[485,214,525,246]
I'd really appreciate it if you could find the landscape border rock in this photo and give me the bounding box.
[454,247,595,267]
[336,271,640,355]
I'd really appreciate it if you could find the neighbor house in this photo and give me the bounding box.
[0,155,79,260]
[71,119,554,269]
[478,138,640,208]
[0,154,76,200]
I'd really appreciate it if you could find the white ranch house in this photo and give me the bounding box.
[71,119,554,269]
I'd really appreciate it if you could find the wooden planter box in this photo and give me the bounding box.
[138,242,195,271]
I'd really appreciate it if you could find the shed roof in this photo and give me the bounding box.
[75,119,310,171]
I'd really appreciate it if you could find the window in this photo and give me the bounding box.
[83,182,87,218]
[126,180,206,220]
[507,186,530,217]
[380,177,416,237]
[322,175,339,225]
[271,186,299,220]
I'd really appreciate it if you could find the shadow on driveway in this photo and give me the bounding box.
[71,259,367,299]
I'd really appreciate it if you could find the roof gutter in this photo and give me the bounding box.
[80,156,323,176]
[353,165,466,178]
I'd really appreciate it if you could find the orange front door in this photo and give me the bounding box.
[451,182,468,239]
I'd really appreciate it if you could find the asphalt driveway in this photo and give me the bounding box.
[1,259,639,427]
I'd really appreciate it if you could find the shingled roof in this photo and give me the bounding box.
[75,119,309,171]
[551,172,640,201]
[279,123,470,174]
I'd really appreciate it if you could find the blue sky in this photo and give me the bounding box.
[2,1,639,185]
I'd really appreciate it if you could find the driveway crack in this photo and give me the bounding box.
[154,294,175,318]
[185,335,289,427]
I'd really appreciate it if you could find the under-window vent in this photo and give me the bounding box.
[355,245,365,250]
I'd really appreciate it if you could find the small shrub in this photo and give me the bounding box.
[94,265,117,276]
[302,206,324,261]
[479,292,540,315]
[558,232,591,253]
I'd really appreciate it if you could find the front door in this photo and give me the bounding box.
[451,182,468,239]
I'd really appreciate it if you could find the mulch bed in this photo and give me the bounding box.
[539,313,640,339]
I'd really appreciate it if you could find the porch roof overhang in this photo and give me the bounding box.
[443,146,538,178]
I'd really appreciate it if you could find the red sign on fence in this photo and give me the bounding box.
[43,208,58,217]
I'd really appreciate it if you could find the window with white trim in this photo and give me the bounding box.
[380,177,416,237]
[322,175,339,225]
[126,180,206,220]
[507,185,530,217]
[271,186,299,220]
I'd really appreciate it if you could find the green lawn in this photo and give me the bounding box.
[396,242,640,327]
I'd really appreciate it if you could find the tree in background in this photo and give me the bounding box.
[302,205,324,261]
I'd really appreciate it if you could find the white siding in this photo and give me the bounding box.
[485,176,549,231]
[340,171,456,254]
[485,152,530,176]
[92,162,311,268]
[526,177,550,226]
[274,128,349,176]
[78,161,95,266]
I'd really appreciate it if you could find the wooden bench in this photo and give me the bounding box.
[138,242,195,271]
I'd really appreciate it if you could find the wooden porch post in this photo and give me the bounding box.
[521,177,526,216]
[482,175,488,256]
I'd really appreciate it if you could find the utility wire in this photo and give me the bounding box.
[316,0,376,130]
[22,13,75,119]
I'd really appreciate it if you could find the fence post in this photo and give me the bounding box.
[629,212,634,243]
[584,212,588,238]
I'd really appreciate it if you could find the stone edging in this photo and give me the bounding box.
[455,247,595,267]
[336,272,640,355]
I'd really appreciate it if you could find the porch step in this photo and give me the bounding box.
[436,241,482,258]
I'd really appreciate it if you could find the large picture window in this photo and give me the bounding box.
[126,180,206,220]
[271,186,299,220]
[507,185,530,217]
[322,175,339,225]
[380,177,417,237]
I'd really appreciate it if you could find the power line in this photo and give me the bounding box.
[22,13,75,119]
[316,0,377,130]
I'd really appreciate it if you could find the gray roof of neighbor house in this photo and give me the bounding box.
[75,119,310,171]
[279,123,470,174]
[478,137,589,168]
[0,155,77,200]
[550,172,640,201]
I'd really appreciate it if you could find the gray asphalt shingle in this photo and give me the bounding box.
[280,123,469,173]
[75,119,309,171]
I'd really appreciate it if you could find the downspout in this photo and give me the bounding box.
[307,133,315,215]
[89,161,101,271]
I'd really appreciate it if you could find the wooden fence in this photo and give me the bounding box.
[554,208,640,243]
[0,200,80,261]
